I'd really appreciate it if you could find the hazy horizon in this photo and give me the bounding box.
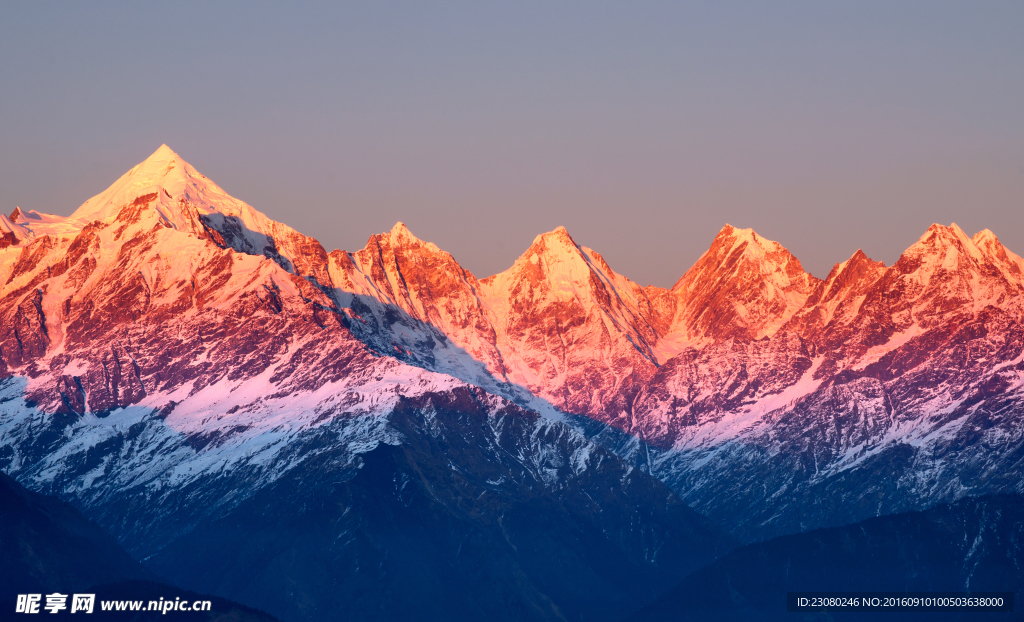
[3,2,1022,286]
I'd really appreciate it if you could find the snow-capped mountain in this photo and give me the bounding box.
[312,208,1024,541]
[0,146,729,621]
[2,145,1023,571]
[630,223,1024,539]
[10,145,331,282]
[322,211,1024,541]
[657,224,820,357]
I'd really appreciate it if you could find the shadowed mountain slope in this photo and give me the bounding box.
[628,494,1024,622]
[0,472,280,621]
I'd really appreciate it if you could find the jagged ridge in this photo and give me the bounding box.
[2,145,1023,549]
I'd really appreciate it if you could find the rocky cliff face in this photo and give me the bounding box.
[662,224,820,353]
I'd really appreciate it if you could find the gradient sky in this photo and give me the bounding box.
[2,2,1022,286]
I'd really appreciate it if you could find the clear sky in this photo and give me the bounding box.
[2,2,1022,286]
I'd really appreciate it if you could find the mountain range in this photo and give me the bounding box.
[1,145,1022,620]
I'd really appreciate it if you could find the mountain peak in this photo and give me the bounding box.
[972,228,999,249]
[67,145,211,228]
[10,146,333,282]
[666,225,819,343]
[838,248,884,272]
[125,144,188,184]
[371,221,440,253]
[675,226,810,291]
[0,212,31,242]
[530,226,579,252]
[971,228,1005,260]
[884,223,1024,322]
[718,223,754,239]
[149,143,180,160]
[971,228,1024,278]
[809,248,886,311]
[539,225,572,238]
[9,206,23,222]
[364,221,452,264]
[389,221,416,239]
[924,222,973,244]
[906,222,986,264]
[705,224,795,267]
